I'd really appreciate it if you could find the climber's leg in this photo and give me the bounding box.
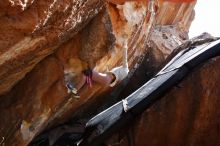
[75,74,87,91]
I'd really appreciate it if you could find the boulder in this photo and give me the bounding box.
[0,0,196,146]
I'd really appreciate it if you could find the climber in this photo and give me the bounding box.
[64,42,129,99]
[63,0,158,97]
[64,0,158,99]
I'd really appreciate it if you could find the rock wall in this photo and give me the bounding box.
[0,0,104,95]
[0,0,196,146]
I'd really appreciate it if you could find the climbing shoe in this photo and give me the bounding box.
[66,83,78,94]
[64,73,80,99]
[66,83,80,99]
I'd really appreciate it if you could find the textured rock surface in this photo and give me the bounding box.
[0,0,196,146]
[0,0,104,95]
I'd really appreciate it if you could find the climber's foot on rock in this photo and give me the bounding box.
[66,83,77,94]
[66,83,80,99]
[64,72,81,99]
[67,86,80,99]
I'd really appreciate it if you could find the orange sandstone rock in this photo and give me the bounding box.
[0,0,196,146]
